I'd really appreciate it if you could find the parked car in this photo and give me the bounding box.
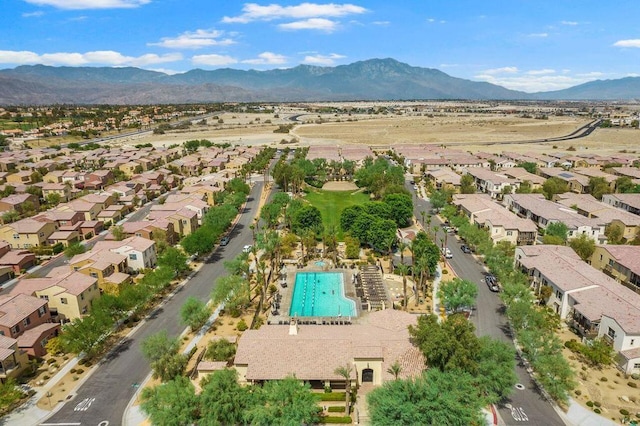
[220,236,230,246]
[485,274,500,292]
[242,244,253,253]
[442,247,453,259]
[461,245,472,254]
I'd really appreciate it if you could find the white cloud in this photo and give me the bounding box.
[192,54,238,66]
[242,52,287,65]
[527,32,548,38]
[483,66,519,75]
[222,2,367,24]
[23,0,150,9]
[22,10,44,17]
[302,53,345,65]
[149,29,235,49]
[0,49,181,66]
[527,69,555,75]
[613,39,640,48]
[371,20,389,26]
[278,18,337,32]
[560,20,578,26]
[475,69,613,92]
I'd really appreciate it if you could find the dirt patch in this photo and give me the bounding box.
[559,328,640,423]
[322,181,359,191]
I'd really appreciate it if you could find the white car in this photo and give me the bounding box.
[443,248,453,259]
[242,244,252,253]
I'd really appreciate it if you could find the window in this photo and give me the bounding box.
[631,339,635,346]
[607,327,616,339]
[40,295,49,301]
[129,253,137,260]
[135,233,142,237]
[23,317,31,327]
[89,273,98,278]
[11,325,19,334]
[609,259,615,266]
[60,297,68,305]
[80,293,84,300]
[12,234,19,240]
[39,232,45,237]
[38,306,47,317]
[506,231,513,236]
[0,330,4,336]
[73,267,79,271]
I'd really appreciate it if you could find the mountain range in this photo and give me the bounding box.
[0,58,638,105]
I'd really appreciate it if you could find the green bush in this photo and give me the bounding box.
[75,368,84,374]
[70,368,76,374]
[620,409,630,416]
[628,382,638,388]
[574,390,582,396]
[631,373,640,380]
[594,401,601,407]
[237,319,248,331]
[46,358,56,365]
[328,406,346,413]
[321,416,352,424]
[586,401,594,407]
[319,392,346,401]
[594,408,601,414]
[600,377,608,382]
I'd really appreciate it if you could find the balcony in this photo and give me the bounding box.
[0,361,21,378]
[567,318,598,339]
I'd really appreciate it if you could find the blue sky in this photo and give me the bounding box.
[1,1,639,92]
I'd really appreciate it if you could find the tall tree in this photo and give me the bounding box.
[244,376,320,426]
[335,364,353,414]
[199,369,254,425]
[438,278,478,314]
[141,377,199,426]
[180,297,210,331]
[569,233,595,261]
[542,177,569,200]
[367,369,485,426]
[460,174,476,194]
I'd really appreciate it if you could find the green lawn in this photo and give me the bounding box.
[304,188,369,237]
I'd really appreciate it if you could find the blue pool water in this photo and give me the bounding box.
[289,272,356,317]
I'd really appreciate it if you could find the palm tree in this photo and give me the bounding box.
[334,364,353,414]
[397,263,410,310]
[386,361,402,380]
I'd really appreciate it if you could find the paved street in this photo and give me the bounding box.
[409,180,565,426]
[40,182,263,426]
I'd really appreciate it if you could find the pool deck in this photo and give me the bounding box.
[268,261,364,325]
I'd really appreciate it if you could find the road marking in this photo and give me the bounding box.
[510,406,529,422]
[40,423,81,426]
[73,396,95,412]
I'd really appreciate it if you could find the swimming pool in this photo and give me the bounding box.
[289,272,356,317]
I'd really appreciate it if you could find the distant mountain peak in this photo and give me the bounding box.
[0,58,638,104]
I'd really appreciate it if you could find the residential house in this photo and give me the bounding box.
[91,236,157,272]
[57,199,103,221]
[424,167,461,192]
[69,250,131,294]
[119,220,177,245]
[6,171,34,186]
[0,218,58,249]
[0,293,59,358]
[602,193,640,216]
[0,335,29,383]
[0,193,40,215]
[42,183,71,203]
[515,245,640,375]
[591,245,640,294]
[148,208,198,237]
[10,268,100,321]
[504,193,605,242]
[463,168,520,198]
[452,194,538,245]
[0,241,36,275]
[501,167,545,190]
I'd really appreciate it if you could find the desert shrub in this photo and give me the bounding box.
[586,401,594,407]
[328,406,346,413]
[600,377,608,382]
[442,269,448,275]
[46,358,56,365]
[594,401,601,407]
[620,409,630,416]
[594,408,601,414]
[237,319,248,331]
[70,368,76,374]
[75,368,84,374]
[628,382,638,388]
[574,390,582,396]
[631,373,640,380]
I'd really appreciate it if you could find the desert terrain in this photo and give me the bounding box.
[113,108,640,157]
